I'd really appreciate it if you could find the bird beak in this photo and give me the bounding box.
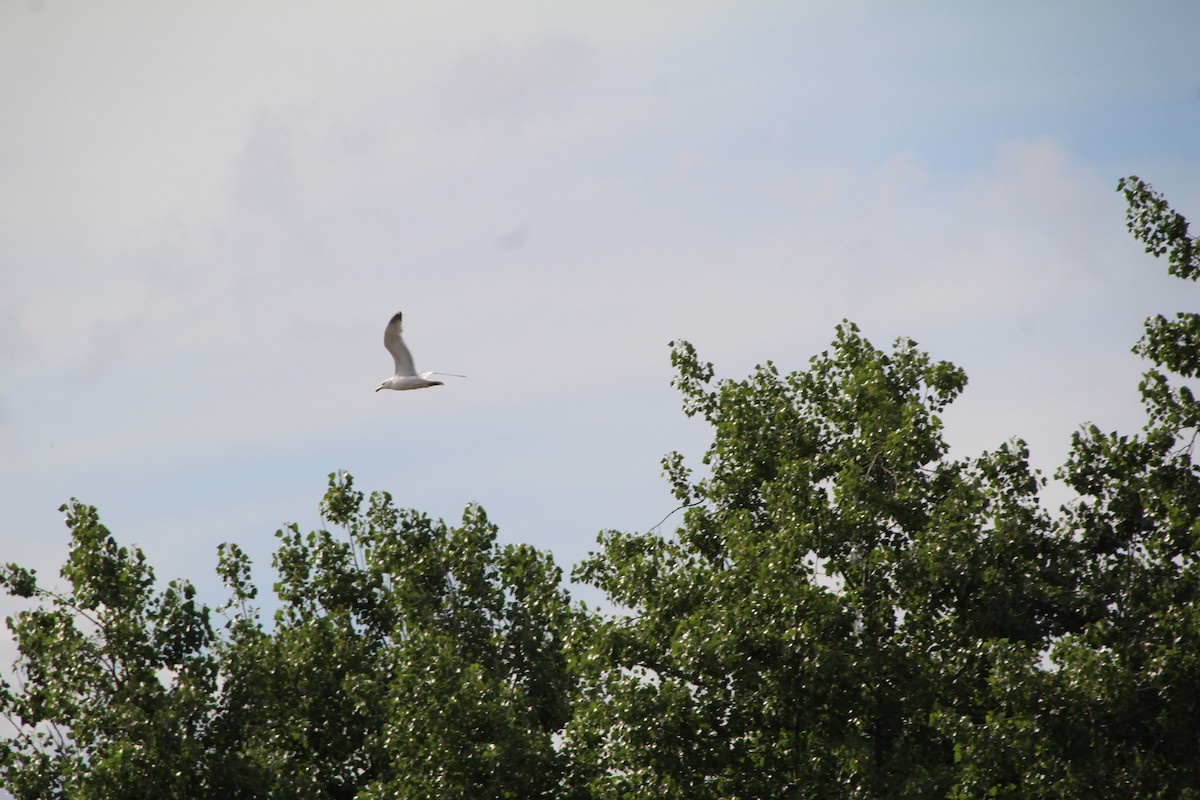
[374,386,382,393]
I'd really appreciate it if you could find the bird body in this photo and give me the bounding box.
[375,311,462,392]
[378,373,443,391]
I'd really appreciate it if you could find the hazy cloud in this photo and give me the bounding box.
[495,224,530,253]
[438,35,594,124]
[0,3,1197,627]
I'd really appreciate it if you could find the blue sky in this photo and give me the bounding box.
[2,2,1199,644]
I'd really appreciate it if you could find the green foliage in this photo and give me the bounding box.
[1,476,577,799]
[568,326,1077,798]
[236,474,578,799]
[0,502,221,799]
[1031,178,1200,798]
[3,175,1199,798]
[1118,176,1198,281]
[565,179,1200,798]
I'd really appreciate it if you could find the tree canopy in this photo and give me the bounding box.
[3,177,1198,798]
[1,480,577,799]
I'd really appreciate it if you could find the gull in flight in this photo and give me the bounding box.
[375,311,464,392]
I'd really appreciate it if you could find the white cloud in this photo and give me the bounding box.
[0,3,1197,632]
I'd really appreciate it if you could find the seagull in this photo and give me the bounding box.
[376,311,463,392]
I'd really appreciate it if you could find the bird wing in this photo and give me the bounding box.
[383,312,418,376]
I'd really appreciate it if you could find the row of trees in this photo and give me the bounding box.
[2,177,1198,798]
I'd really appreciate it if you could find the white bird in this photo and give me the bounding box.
[375,311,463,392]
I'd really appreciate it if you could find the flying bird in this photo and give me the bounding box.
[375,311,464,392]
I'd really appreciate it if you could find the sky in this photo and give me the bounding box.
[2,1,1200,651]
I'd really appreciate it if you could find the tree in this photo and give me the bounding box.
[944,177,1200,799]
[223,472,579,800]
[0,502,226,799]
[1,473,578,799]
[1030,177,1200,797]
[565,325,1077,799]
[564,179,1200,798]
